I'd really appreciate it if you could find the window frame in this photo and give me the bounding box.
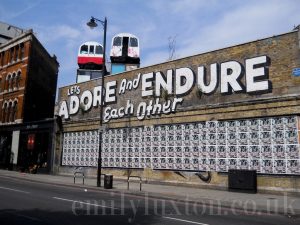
[130,37,138,47]
[113,37,122,46]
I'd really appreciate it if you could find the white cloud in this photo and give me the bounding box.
[37,24,81,43]
[0,1,41,21]
[3,0,298,86]
[175,0,300,59]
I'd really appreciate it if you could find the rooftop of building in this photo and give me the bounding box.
[0,21,25,46]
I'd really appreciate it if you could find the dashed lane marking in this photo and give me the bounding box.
[0,186,30,194]
[53,197,120,210]
[163,216,209,225]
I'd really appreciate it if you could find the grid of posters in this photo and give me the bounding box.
[62,116,300,175]
[62,130,99,167]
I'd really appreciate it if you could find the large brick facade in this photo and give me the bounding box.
[0,28,59,172]
[56,29,300,193]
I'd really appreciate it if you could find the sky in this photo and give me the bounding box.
[1,0,300,89]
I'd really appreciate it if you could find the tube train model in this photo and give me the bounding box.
[77,41,104,70]
[77,33,140,70]
[110,33,140,64]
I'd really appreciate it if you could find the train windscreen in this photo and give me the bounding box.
[80,45,88,54]
[95,45,103,54]
[130,38,138,47]
[113,37,122,46]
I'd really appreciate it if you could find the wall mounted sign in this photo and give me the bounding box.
[292,68,300,77]
[59,55,272,122]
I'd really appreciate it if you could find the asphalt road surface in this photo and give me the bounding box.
[0,175,299,225]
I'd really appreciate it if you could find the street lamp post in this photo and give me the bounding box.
[87,16,107,187]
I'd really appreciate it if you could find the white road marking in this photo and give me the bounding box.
[163,216,209,225]
[17,214,42,222]
[0,186,30,194]
[53,197,120,210]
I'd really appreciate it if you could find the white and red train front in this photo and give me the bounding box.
[77,41,103,69]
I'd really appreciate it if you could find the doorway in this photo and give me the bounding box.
[18,132,50,173]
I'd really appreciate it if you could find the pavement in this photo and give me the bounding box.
[0,169,300,216]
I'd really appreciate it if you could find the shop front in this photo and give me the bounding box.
[0,120,55,173]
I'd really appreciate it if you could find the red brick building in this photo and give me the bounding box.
[0,22,59,172]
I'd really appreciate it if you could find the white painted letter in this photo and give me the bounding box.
[142,72,154,97]
[175,68,194,95]
[119,79,127,94]
[220,61,243,93]
[197,64,218,94]
[245,56,270,92]
[105,81,117,103]
[103,107,111,122]
[69,96,79,115]
[155,70,173,96]
[137,102,147,120]
[58,101,69,119]
[80,90,93,111]
[93,86,102,106]
[133,73,141,89]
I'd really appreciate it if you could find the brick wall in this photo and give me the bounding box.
[56,30,300,193]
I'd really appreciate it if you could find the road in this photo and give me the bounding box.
[0,175,299,225]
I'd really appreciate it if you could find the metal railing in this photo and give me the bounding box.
[127,175,142,191]
[74,167,84,185]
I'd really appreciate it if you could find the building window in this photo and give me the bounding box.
[16,70,21,89]
[5,102,11,123]
[12,73,16,90]
[12,101,17,122]
[5,74,11,91]
[20,43,25,60]
[9,48,14,64]
[9,102,13,122]
[2,102,7,123]
[14,46,19,62]
[8,75,13,91]
[0,52,3,67]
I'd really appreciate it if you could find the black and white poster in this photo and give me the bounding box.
[62,116,300,175]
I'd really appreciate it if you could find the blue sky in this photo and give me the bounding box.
[1,0,300,89]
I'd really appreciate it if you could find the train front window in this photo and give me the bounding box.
[80,45,88,54]
[95,45,103,54]
[89,45,95,54]
[130,38,138,47]
[113,37,122,46]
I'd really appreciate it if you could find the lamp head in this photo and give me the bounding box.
[87,18,98,29]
